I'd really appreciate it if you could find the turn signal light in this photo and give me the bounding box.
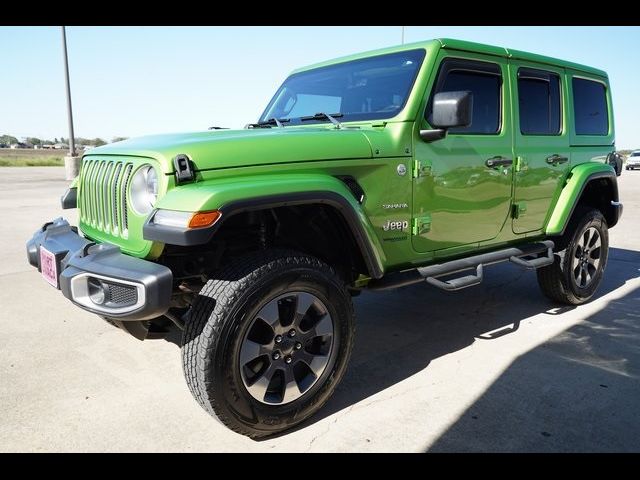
[188,210,221,228]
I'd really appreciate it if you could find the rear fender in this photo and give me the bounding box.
[545,163,619,236]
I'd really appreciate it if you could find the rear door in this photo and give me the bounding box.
[510,61,571,233]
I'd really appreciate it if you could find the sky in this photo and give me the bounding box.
[1,26,638,149]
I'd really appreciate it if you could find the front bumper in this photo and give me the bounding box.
[26,218,172,320]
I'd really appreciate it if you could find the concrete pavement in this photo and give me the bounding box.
[0,167,639,452]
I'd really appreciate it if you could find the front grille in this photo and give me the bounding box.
[79,159,134,238]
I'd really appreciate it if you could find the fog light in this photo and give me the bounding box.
[88,278,107,305]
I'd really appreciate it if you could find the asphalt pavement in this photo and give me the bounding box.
[1,167,639,452]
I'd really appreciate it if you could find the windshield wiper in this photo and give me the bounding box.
[244,117,290,129]
[300,112,343,129]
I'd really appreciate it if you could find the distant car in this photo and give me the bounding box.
[626,151,640,170]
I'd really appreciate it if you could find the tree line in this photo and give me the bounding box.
[0,135,129,146]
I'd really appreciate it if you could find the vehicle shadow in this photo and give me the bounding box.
[280,246,640,437]
[427,284,640,452]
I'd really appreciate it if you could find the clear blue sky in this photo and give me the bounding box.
[1,26,638,148]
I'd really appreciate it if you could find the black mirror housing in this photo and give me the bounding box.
[420,91,473,143]
[431,91,473,129]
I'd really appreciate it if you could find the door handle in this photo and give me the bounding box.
[546,154,569,165]
[485,156,513,168]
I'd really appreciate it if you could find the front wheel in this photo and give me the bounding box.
[537,208,609,305]
[181,250,355,438]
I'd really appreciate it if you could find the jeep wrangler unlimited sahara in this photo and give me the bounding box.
[27,39,622,438]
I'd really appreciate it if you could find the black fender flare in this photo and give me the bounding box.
[144,191,384,279]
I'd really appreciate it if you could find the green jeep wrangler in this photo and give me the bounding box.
[27,38,623,438]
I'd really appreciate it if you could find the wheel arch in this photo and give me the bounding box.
[546,164,621,236]
[214,191,384,279]
[144,175,385,279]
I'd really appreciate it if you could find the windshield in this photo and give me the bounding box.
[260,49,426,125]
[632,152,640,157]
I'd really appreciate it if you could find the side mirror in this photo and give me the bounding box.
[420,90,473,142]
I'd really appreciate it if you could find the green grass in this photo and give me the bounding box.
[0,156,64,167]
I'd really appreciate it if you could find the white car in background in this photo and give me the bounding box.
[627,150,640,170]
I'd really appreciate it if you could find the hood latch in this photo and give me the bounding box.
[173,154,195,184]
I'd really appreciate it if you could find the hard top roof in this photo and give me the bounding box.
[292,38,607,78]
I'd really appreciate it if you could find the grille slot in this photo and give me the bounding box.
[80,159,134,238]
[105,283,138,307]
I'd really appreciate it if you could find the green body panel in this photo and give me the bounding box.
[75,37,617,280]
[89,127,376,174]
[545,162,616,235]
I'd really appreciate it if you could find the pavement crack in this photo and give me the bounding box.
[305,404,356,451]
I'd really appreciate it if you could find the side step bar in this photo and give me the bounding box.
[368,240,555,292]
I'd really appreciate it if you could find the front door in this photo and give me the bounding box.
[412,53,514,254]
[510,61,571,233]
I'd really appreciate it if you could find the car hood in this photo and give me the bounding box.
[84,127,376,172]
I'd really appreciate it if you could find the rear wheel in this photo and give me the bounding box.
[537,208,609,305]
[181,250,355,438]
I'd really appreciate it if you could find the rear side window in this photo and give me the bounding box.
[427,59,502,134]
[518,68,561,135]
[573,78,608,135]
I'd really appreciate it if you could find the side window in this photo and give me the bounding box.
[518,68,561,135]
[572,78,608,135]
[426,59,502,134]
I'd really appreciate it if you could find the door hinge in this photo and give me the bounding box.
[512,202,527,219]
[514,156,528,173]
[413,159,432,178]
[412,215,432,236]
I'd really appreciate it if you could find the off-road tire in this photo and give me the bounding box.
[537,208,609,305]
[181,250,355,438]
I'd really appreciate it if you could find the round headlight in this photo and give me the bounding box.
[130,165,158,215]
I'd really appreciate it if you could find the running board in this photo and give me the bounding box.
[368,240,555,292]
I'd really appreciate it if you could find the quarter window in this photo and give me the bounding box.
[427,59,502,134]
[573,78,608,135]
[518,68,561,135]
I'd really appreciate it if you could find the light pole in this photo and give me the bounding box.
[401,26,405,45]
[62,26,79,179]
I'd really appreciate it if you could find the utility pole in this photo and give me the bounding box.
[61,26,79,179]
[401,26,405,45]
